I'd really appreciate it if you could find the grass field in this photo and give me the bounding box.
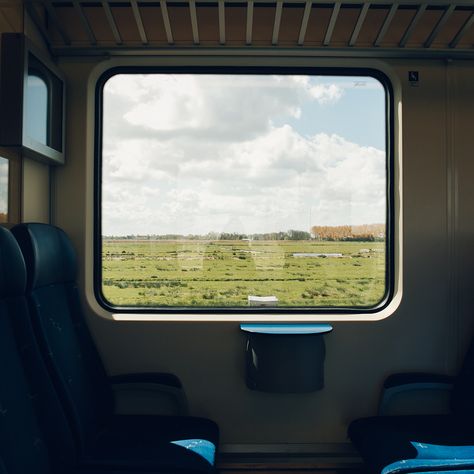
[101,240,386,308]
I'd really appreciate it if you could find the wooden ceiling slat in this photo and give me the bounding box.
[101,0,122,44]
[424,4,455,47]
[218,0,225,44]
[374,3,398,46]
[189,0,199,44]
[25,2,52,48]
[450,11,474,47]
[196,5,219,43]
[253,4,274,44]
[331,4,360,45]
[73,0,96,44]
[272,0,283,45]
[304,5,332,45]
[279,5,304,44]
[160,0,174,44]
[323,1,340,46]
[168,4,193,43]
[130,0,148,44]
[297,0,312,45]
[246,0,253,44]
[140,5,167,42]
[25,0,474,53]
[83,4,115,42]
[45,0,70,44]
[399,3,427,46]
[225,4,246,44]
[349,2,369,46]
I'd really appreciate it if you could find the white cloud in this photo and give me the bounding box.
[101,74,384,236]
[290,76,344,104]
[102,128,385,235]
[103,74,344,143]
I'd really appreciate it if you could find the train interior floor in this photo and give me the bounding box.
[218,453,365,474]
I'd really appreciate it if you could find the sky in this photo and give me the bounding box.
[102,74,386,236]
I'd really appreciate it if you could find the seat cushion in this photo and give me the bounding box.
[83,414,219,473]
[348,415,474,474]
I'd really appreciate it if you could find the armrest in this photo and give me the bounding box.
[379,373,455,416]
[110,373,189,416]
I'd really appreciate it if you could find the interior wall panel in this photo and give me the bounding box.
[452,62,474,364]
[52,56,474,448]
[22,158,50,223]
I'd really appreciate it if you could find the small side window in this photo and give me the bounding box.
[25,72,48,146]
[0,156,8,223]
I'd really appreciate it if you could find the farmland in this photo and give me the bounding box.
[101,240,386,308]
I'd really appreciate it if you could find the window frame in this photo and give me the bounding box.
[94,66,395,316]
[0,34,65,165]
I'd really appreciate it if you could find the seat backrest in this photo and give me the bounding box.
[451,338,474,418]
[12,223,114,452]
[0,226,76,474]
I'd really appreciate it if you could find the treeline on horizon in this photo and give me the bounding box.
[104,224,385,242]
[0,213,7,223]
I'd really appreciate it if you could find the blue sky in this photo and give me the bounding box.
[281,77,385,149]
[102,74,386,236]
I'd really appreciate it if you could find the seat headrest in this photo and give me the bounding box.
[12,223,77,291]
[0,226,27,298]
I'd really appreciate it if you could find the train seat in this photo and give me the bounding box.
[0,225,180,474]
[11,223,219,473]
[348,345,474,473]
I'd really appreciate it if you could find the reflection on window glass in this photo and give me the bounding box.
[100,73,389,310]
[25,73,48,145]
[0,157,8,223]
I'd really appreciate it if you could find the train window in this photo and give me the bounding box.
[25,72,48,145]
[0,156,7,223]
[25,53,64,155]
[96,70,393,313]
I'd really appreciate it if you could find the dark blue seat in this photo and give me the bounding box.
[0,225,78,474]
[0,226,176,474]
[11,223,219,473]
[348,343,474,473]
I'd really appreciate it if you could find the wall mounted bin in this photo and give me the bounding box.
[241,324,333,393]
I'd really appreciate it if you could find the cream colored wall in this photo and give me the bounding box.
[53,57,474,448]
[22,157,50,222]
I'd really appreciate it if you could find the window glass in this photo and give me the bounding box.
[0,157,8,223]
[99,72,390,310]
[25,72,48,145]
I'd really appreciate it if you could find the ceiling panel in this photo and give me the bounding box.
[20,1,474,57]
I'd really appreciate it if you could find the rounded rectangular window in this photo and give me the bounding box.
[96,69,393,313]
[25,53,64,154]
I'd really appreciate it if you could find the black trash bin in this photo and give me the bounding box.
[241,324,333,393]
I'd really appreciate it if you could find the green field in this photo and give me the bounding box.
[101,240,386,308]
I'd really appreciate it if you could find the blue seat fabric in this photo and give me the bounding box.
[11,223,219,473]
[348,339,474,473]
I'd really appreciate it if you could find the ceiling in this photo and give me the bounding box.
[24,0,474,57]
